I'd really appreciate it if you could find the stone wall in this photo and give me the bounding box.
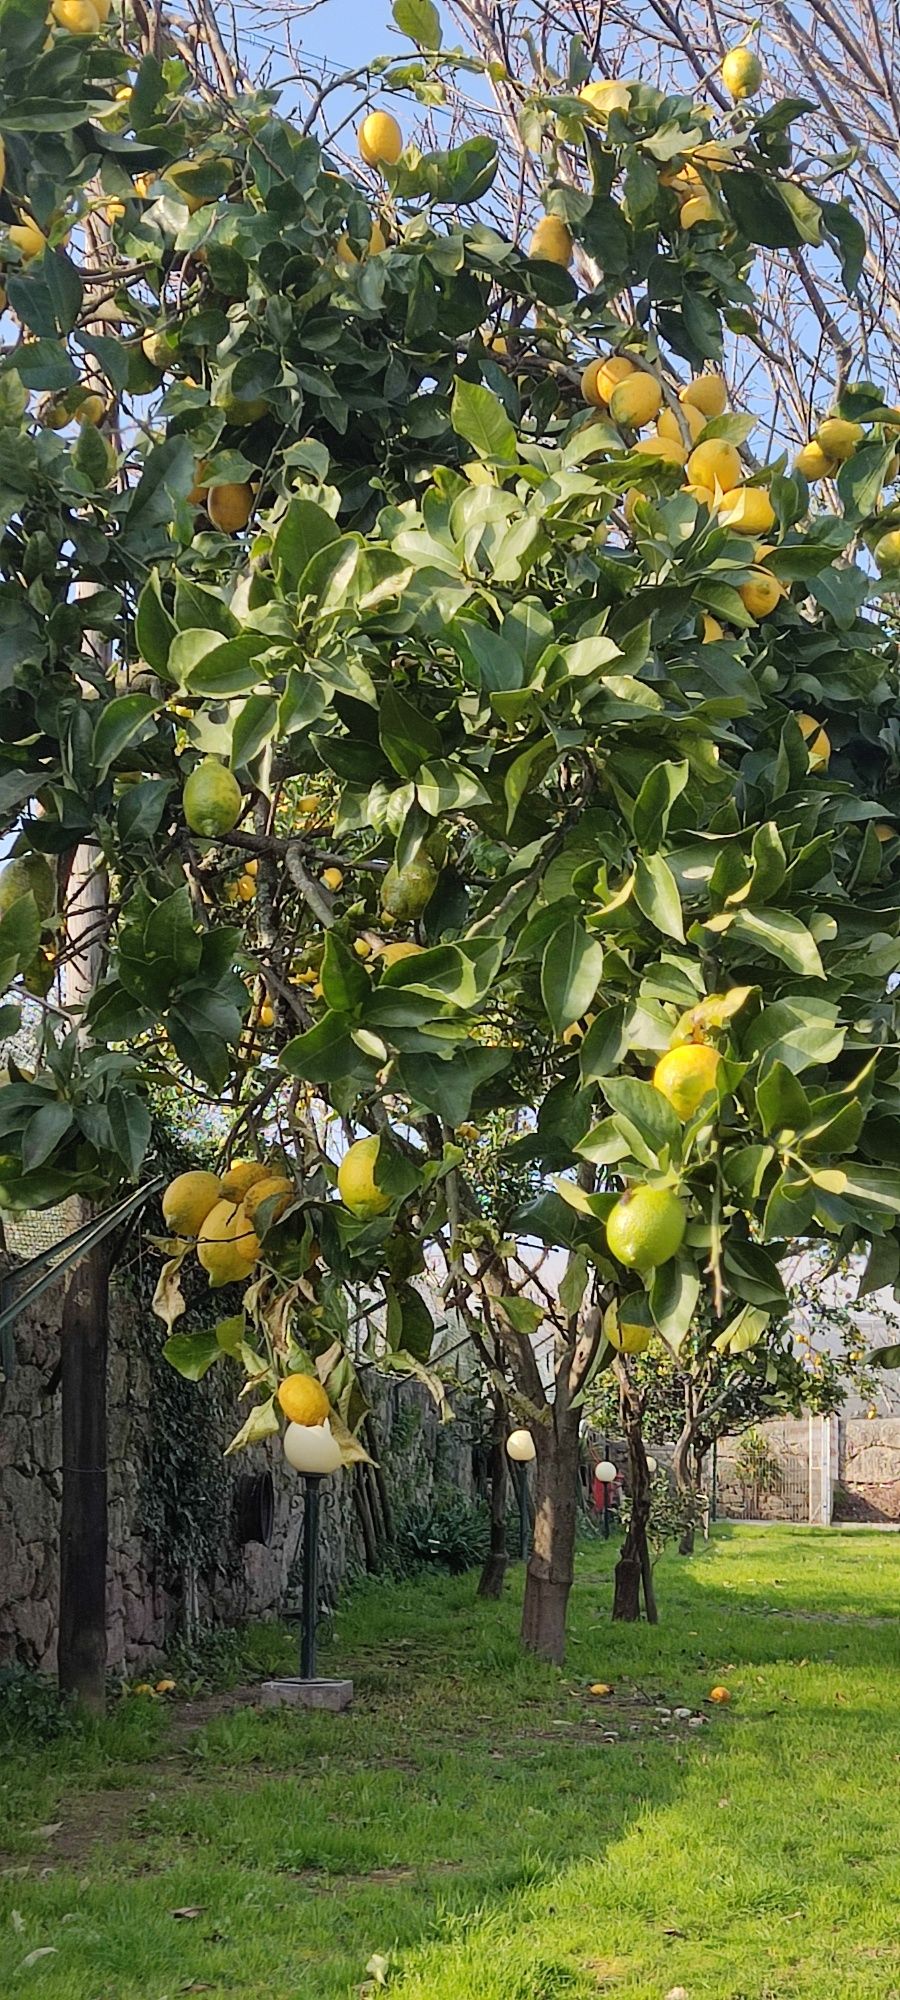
[834,1418,900,1521]
[0,1263,474,1674]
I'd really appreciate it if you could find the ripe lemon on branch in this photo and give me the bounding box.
[605,1186,686,1271]
[358,111,403,169]
[653,1044,720,1120]
[337,1135,391,1218]
[277,1374,330,1425]
[197,1200,260,1285]
[162,1170,223,1238]
[183,757,243,837]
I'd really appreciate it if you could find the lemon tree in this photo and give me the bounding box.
[3,0,900,1665]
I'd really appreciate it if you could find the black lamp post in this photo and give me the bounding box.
[506,1427,536,1561]
[259,1420,353,1712]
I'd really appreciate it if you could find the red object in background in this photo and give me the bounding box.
[593,1466,620,1510]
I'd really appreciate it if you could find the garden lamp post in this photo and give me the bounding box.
[507,1428,536,1561]
[261,1422,353,1712]
[595,1459,617,1542]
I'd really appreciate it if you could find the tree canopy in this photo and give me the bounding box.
[2,0,900,1655]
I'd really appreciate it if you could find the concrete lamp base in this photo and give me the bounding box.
[259,1677,354,1712]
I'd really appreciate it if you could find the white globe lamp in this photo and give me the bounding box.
[507,1428,537,1463]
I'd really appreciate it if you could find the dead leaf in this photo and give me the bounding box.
[365,1951,391,1987]
[152,1253,187,1333]
[19,1949,58,1969]
[10,1910,24,1933]
[170,1906,206,1920]
[33,1823,63,1838]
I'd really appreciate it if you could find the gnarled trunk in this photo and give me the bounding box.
[477,1388,509,1600]
[613,1362,657,1623]
[520,1405,581,1662]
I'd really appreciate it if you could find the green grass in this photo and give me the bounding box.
[2,1525,900,1998]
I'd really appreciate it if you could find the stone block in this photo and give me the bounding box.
[258,1677,353,1712]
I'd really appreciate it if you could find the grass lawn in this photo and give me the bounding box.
[2,1524,900,1999]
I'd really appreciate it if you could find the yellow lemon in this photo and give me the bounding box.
[183,757,243,837]
[653,1043,720,1119]
[75,392,106,426]
[162,1170,223,1238]
[721,45,762,99]
[603,1294,654,1354]
[709,1684,732,1703]
[219,1160,270,1202]
[634,432,687,467]
[679,193,720,229]
[321,866,343,892]
[277,1374,331,1425]
[605,1186,686,1271]
[528,215,573,266]
[609,372,662,429]
[795,440,837,481]
[379,940,424,966]
[336,219,386,263]
[51,0,101,29]
[686,438,742,493]
[739,570,783,619]
[680,373,728,418]
[581,354,635,407]
[337,1134,391,1218]
[236,873,256,901]
[197,1200,259,1284]
[207,481,253,533]
[258,1002,275,1028]
[815,417,862,462]
[9,216,47,260]
[658,403,705,444]
[718,485,776,534]
[875,528,900,572]
[358,111,403,168]
[243,1174,293,1226]
[797,712,830,769]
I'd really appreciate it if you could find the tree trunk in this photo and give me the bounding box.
[477,1388,509,1600]
[673,1386,699,1555]
[520,1405,580,1662]
[613,1362,655,1622]
[58,1213,111,1712]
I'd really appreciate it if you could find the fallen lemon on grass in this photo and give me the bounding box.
[653,1043,720,1119]
[338,1134,392,1219]
[277,1374,330,1426]
[162,1170,223,1238]
[589,1682,613,1697]
[709,1685,732,1703]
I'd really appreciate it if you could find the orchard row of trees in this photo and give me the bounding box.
[1,0,900,1697]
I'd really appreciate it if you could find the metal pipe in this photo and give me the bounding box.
[518,1461,530,1562]
[300,1474,321,1679]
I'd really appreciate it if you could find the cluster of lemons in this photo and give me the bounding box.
[162,1160,293,1286]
